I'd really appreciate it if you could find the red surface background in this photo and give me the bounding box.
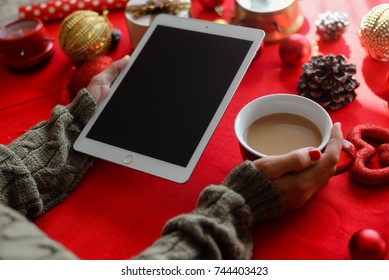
[0,0,388,260]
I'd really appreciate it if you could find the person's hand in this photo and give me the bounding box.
[253,122,343,211]
[86,55,130,105]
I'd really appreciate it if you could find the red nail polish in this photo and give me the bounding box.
[309,148,321,161]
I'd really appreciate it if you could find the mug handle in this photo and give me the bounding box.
[334,139,356,175]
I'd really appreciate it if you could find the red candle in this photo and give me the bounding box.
[0,19,39,39]
[0,18,54,69]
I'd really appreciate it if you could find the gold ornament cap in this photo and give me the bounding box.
[358,4,389,61]
[59,10,113,62]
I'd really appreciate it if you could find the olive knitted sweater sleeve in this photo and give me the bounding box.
[134,161,285,260]
[0,88,96,220]
[0,89,285,260]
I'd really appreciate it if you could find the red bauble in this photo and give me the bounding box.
[279,34,311,67]
[67,55,113,99]
[348,229,388,260]
[199,0,224,10]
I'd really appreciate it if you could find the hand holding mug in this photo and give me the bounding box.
[253,123,344,211]
[234,94,356,210]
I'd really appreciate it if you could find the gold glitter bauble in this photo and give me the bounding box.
[59,10,113,62]
[358,4,389,61]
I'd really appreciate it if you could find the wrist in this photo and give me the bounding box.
[223,161,285,223]
[67,88,96,127]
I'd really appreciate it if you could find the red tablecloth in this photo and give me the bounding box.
[0,0,388,260]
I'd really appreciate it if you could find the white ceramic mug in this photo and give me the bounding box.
[234,94,355,175]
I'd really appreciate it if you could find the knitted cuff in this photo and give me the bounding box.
[222,161,285,223]
[66,88,96,128]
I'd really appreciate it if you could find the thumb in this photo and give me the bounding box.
[87,55,130,105]
[253,147,321,179]
[99,55,130,85]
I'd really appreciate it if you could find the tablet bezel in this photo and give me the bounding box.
[74,14,264,183]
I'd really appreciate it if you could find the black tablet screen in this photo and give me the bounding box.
[86,25,253,167]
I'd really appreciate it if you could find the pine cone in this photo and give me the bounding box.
[297,54,360,110]
[315,11,349,41]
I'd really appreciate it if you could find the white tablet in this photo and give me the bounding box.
[74,14,264,183]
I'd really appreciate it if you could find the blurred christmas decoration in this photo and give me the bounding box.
[347,124,389,186]
[297,54,360,110]
[127,0,191,18]
[125,0,190,48]
[67,55,113,100]
[358,4,389,61]
[59,10,113,63]
[18,0,129,23]
[279,34,311,66]
[315,11,348,41]
[109,29,122,51]
[233,0,304,43]
[348,229,388,260]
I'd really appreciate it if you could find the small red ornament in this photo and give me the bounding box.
[279,34,311,67]
[348,229,388,260]
[67,55,113,99]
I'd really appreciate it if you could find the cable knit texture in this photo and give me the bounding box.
[0,203,77,259]
[134,161,285,260]
[0,89,95,220]
[223,161,285,223]
[0,90,286,260]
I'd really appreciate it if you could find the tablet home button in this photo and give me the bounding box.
[123,155,133,164]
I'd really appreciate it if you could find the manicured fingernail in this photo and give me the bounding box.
[309,148,321,161]
[334,122,342,128]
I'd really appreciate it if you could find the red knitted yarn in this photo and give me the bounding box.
[67,55,113,99]
[347,124,389,186]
